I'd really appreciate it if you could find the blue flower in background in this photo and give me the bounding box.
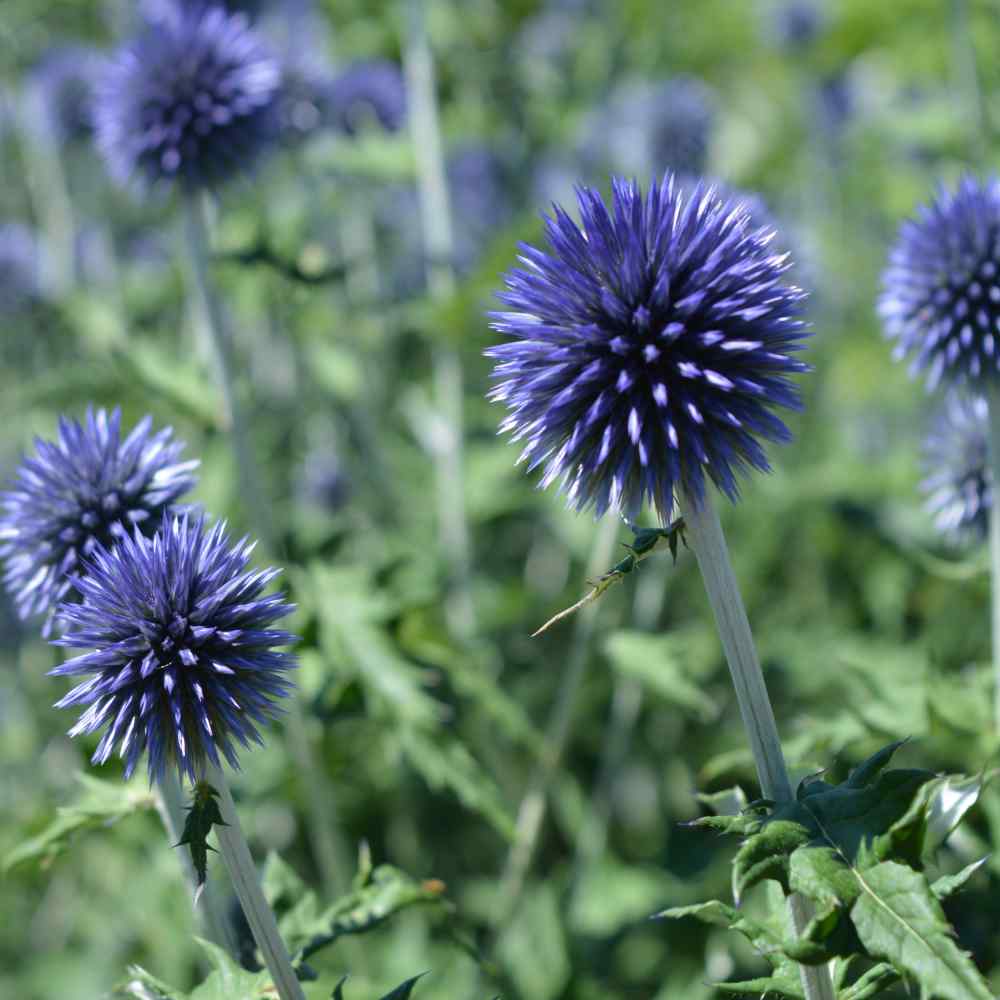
[51,515,297,784]
[25,45,103,144]
[773,1,825,49]
[0,408,197,626]
[328,59,406,136]
[487,175,810,519]
[0,222,41,312]
[579,76,715,181]
[923,392,992,541]
[94,3,281,191]
[880,175,1000,390]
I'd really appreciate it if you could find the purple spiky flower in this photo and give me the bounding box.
[579,76,715,181]
[328,59,406,136]
[922,392,992,541]
[93,3,281,191]
[0,408,197,626]
[880,175,1000,390]
[51,515,297,784]
[486,175,810,519]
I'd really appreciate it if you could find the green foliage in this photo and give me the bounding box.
[3,773,157,872]
[667,744,990,998]
[174,783,226,901]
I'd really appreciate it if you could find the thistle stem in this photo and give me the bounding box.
[183,194,348,898]
[497,515,620,922]
[986,387,1000,734]
[403,0,476,638]
[200,761,305,1000]
[183,194,273,547]
[155,771,239,957]
[678,488,835,1000]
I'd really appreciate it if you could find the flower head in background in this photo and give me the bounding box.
[579,76,715,181]
[880,175,1000,390]
[922,392,992,541]
[772,1,825,49]
[487,175,810,519]
[51,515,297,783]
[0,408,197,625]
[25,46,103,144]
[94,3,281,191]
[0,222,42,313]
[328,59,406,135]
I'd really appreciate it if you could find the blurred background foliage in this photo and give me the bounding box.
[1,0,999,997]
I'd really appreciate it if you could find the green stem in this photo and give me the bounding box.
[403,0,476,639]
[497,516,620,922]
[156,771,239,957]
[182,194,273,546]
[987,387,1000,734]
[678,488,836,1000]
[183,194,349,898]
[201,761,305,1000]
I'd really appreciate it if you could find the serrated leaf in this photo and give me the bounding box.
[5,773,157,872]
[789,846,861,910]
[930,857,989,901]
[297,863,448,963]
[850,861,993,1000]
[399,730,515,840]
[117,965,180,999]
[733,819,812,900]
[378,974,427,999]
[714,973,804,998]
[603,630,718,720]
[188,939,273,1000]
[175,782,226,900]
[838,962,900,1000]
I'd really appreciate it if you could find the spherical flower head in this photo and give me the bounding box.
[487,175,810,519]
[328,60,406,136]
[0,408,198,626]
[880,175,1000,391]
[93,4,281,191]
[51,515,298,784]
[922,392,992,541]
[25,46,103,144]
[580,77,715,181]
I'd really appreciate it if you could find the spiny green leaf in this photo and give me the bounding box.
[713,973,804,998]
[175,782,226,901]
[298,863,449,963]
[733,819,812,901]
[377,974,427,999]
[604,630,718,720]
[187,939,273,1000]
[4,773,157,872]
[399,730,515,840]
[789,846,861,910]
[850,861,993,1000]
[838,962,900,1000]
[930,857,989,901]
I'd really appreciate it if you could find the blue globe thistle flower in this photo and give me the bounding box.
[93,4,281,191]
[773,1,825,49]
[50,515,297,783]
[922,392,992,541]
[0,408,197,626]
[880,176,1000,390]
[25,46,103,144]
[0,222,41,313]
[328,60,406,136]
[487,175,810,519]
[579,77,715,181]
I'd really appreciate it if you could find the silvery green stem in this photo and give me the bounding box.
[952,0,988,165]
[200,761,305,1000]
[404,0,476,638]
[678,488,835,1000]
[155,771,238,956]
[987,387,1000,733]
[182,194,273,547]
[497,515,619,921]
[183,194,348,897]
